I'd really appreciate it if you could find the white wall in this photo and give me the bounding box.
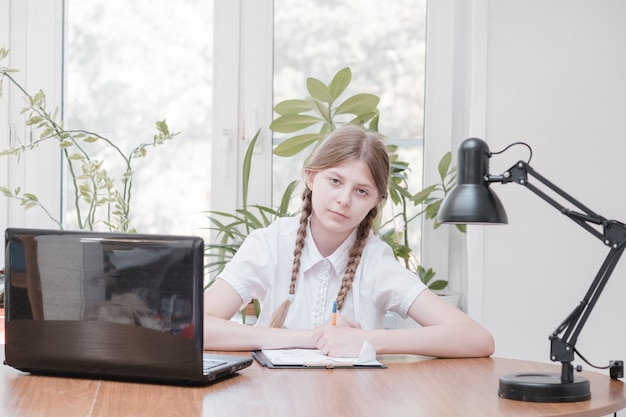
[473,0,626,382]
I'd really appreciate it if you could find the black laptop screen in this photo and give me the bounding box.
[4,228,206,382]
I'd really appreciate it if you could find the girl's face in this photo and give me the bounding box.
[306,159,380,241]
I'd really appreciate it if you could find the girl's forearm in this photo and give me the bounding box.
[367,324,495,358]
[203,315,317,351]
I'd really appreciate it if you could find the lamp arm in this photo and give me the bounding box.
[488,160,626,383]
[492,161,609,241]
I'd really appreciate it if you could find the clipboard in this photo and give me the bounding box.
[251,347,386,369]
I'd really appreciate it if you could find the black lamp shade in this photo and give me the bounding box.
[438,138,508,224]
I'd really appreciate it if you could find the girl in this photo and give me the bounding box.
[203,125,494,358]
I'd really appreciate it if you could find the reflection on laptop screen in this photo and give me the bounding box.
[9,232,198,332]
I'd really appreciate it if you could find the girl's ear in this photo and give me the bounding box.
[305,170,316,190]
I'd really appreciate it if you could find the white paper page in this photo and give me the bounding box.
[261,341,381,366]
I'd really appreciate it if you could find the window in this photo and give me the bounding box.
[4,0,453,284]
[273,0,426,140]
[272,0,427,259]
[65,0,213,237]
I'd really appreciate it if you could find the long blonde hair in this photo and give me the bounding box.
[269,125,390,328]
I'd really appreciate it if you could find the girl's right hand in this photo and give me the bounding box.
[333,314,361,329]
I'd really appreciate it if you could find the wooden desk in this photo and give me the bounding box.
[0,350,624,417]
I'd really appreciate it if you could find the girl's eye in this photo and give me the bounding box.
[330,178,340,185]
[356,188,368,196]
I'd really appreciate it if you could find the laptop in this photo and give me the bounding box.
[3,227,252,385]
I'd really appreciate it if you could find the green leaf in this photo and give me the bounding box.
[425,200,442,220]
[389,182,413,200]
[40,127,54,139]
[329,67,351,101]
[31,90,46,104]
[251,205,273,226]
[236,209,264,230]
[79,184,92,196]
[334,93,380,116]
[304,96,331,122]
[25,116,43,126]
[269,114,322,133]
[416,266,447,290]
[438,152,452,180]
[68,153,85,161]
[242,129,261,208]
[412,184,438,205]
[393,244,412,259]
[0,185,12,196]
[444,170,457,189]
[428,280,449,291]
[277,180,299,215]
[253,299,262,317]
[155,119,170,136]
[368,114,380,131]
[21,201,37,210]
[306,77,333,103]
[274,99,311,116]
[349,111,379,126]
[273,133,323,157]
[23,193,39,202]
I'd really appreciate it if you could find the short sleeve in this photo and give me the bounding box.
[358,236,427,319]
[216,217,298,313]
[218,228,275,309]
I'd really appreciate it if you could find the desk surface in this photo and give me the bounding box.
[0,349,624,417]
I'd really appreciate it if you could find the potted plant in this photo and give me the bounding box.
[203,67,464,324]
[269,67,464,291]
[0,47,177,233]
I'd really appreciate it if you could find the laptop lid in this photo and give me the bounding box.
[3,228,251,385]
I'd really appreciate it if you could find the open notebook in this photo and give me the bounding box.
[253,341,385,369]
[3,228,252,385]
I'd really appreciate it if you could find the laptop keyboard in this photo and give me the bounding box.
[203,359,227,373]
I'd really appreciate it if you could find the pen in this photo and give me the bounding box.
[331,301,337,326]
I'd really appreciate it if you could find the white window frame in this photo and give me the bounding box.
[421,0,488,318]
[210,0,274,215]
[0,0,64,257]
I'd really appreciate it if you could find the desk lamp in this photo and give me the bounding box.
[437,138,624,403]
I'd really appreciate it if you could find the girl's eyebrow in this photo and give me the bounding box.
[327,169,375,190]
[356,181,375,190]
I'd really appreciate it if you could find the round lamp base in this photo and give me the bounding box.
[498,372,590,403]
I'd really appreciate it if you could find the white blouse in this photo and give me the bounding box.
[218,217,426,329]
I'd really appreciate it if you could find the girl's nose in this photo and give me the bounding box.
[337,189,352,206]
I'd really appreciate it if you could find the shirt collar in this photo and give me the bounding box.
[301,221,355,276]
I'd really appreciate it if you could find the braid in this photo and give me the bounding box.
[335,205,378,310]
[289,188,312,294]
[268,187,313,328]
